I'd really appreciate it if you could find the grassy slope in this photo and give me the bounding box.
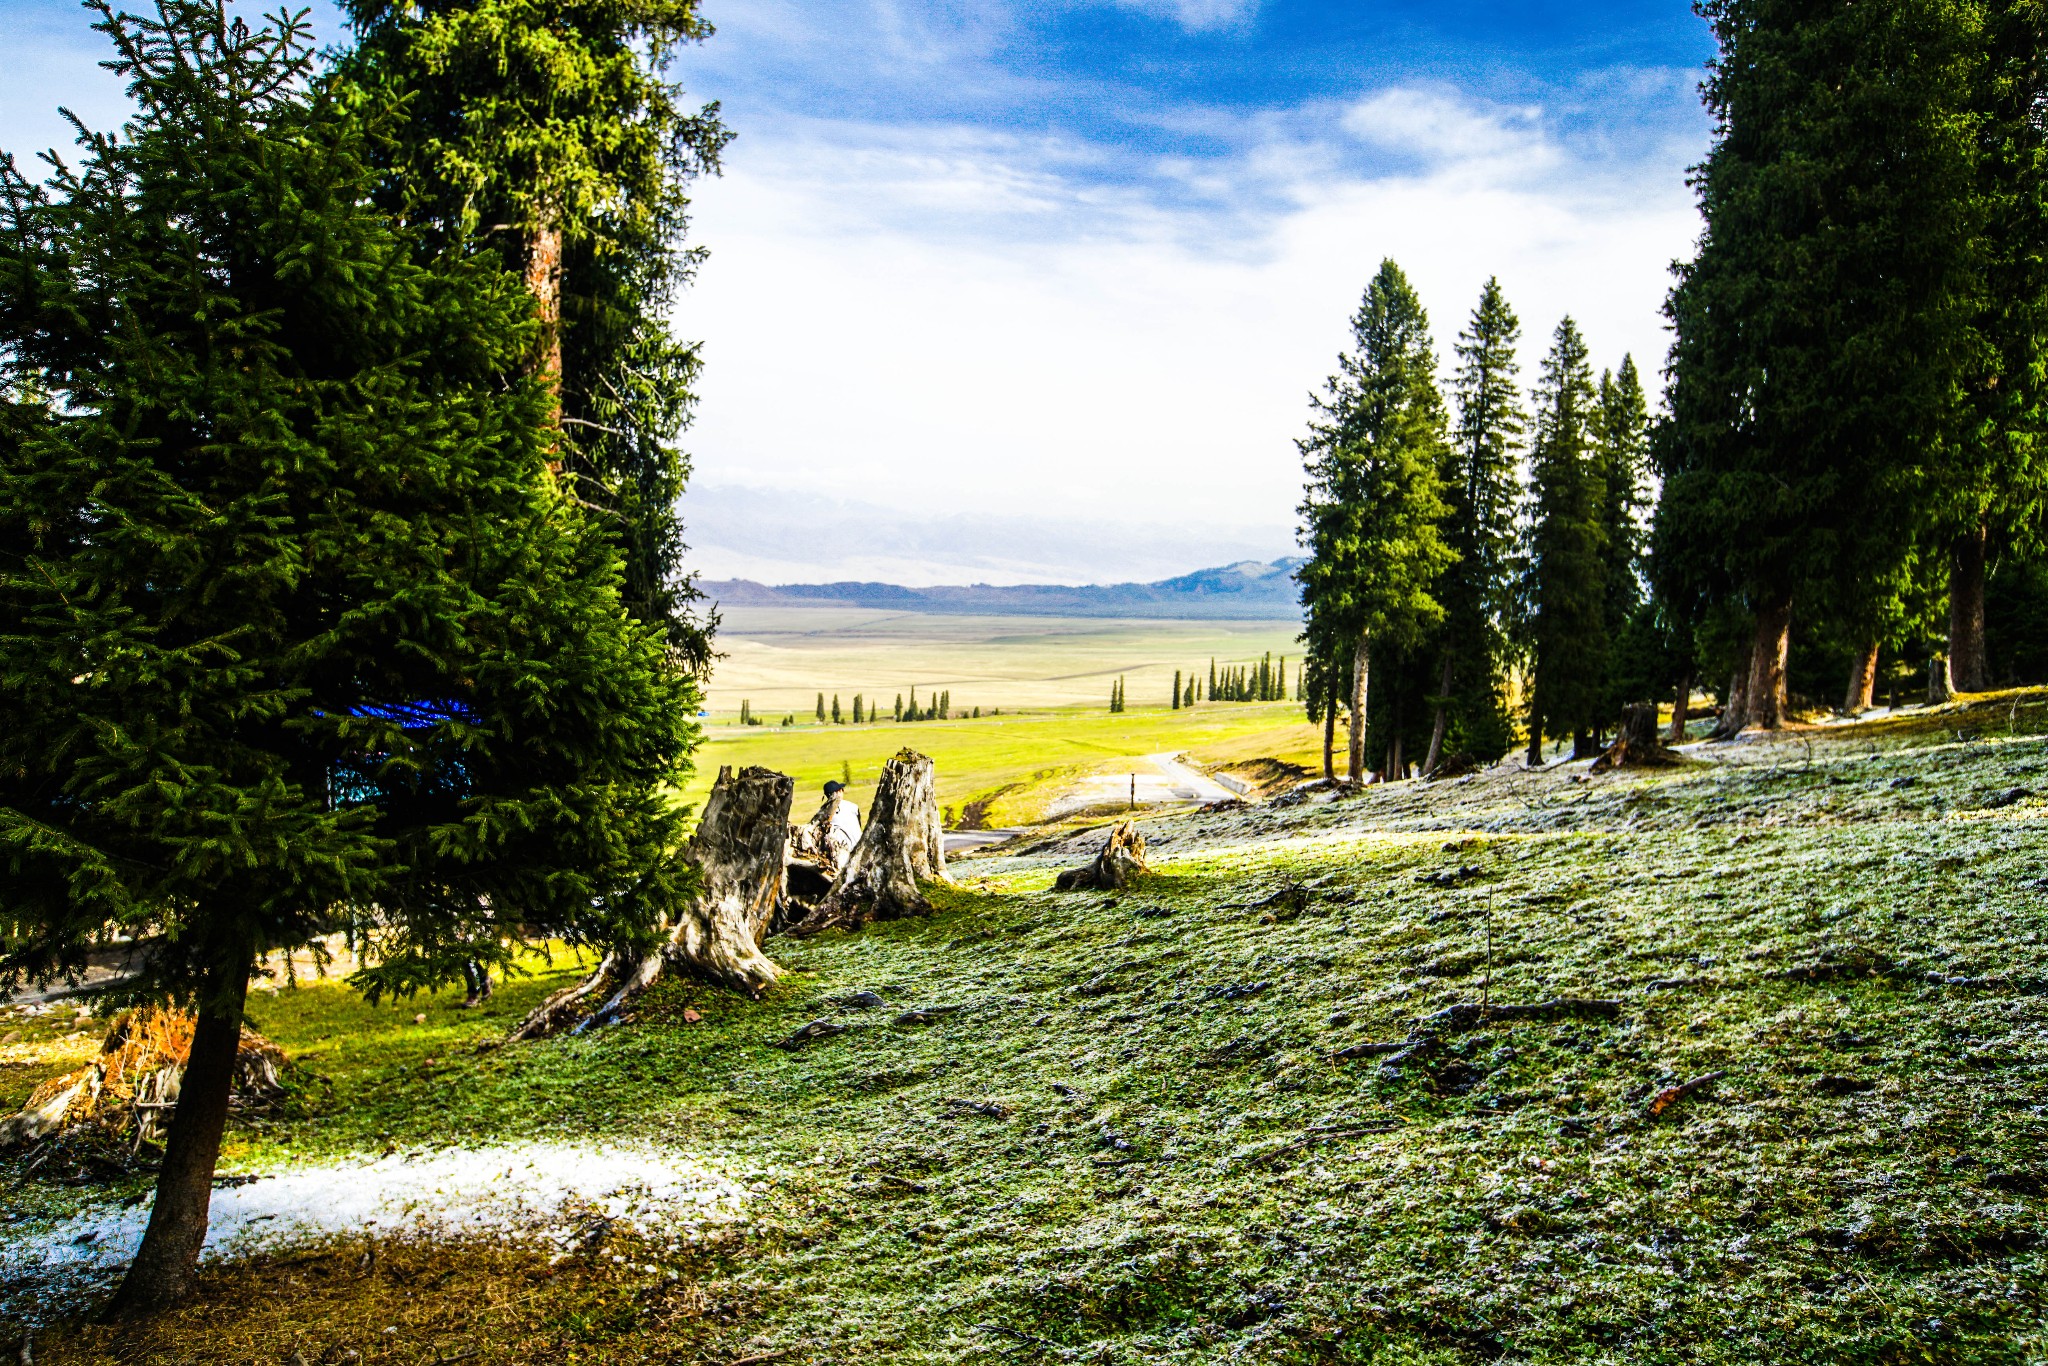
[686,701,1313,827]
[18,695,2048,1365]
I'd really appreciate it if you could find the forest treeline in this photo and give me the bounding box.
[1297,0,2048,782]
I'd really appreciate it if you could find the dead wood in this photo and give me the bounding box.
[510,765,793,1040]
[1647,1070,1726,1119]
[0,1008,287,1148]
[1590,704,1688,772]
[773,1020,847,1050]
[786,750,950,936]
[1053,821,1149,891]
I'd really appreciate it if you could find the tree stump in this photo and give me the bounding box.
[786,751,949,936]
[1590,704,1687,772]
[1055,821,1149,891]
[510,765,793,1039]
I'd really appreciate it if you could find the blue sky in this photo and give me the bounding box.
[4,0,1718,584]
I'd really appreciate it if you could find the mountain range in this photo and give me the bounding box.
[701,557,1305,620]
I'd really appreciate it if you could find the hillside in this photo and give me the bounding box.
[6,693,2047,1363]
[703,558,1306,620]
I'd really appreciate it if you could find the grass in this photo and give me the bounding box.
[685,700,1316,827]
[8,691,2048,1364]
[699,606,1303,719]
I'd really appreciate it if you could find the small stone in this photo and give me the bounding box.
[413,1013,427,1025]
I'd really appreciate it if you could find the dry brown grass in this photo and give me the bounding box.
[31,1233,758,1366]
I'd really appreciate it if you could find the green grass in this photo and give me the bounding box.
[12,692,2048,1364]
[700,606,1304,719]
[685,700,1317,826]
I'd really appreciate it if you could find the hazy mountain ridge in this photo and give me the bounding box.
[703,557,1305,620]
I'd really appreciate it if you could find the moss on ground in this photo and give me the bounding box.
[7,694,2048,1363]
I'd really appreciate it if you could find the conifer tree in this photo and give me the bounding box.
[853,694,864,724]
[0,0,697,1311]
[1172,669,1182,710]
[816,693,826,723]
[336,0,728,667]
[1295,259,1455,780]
[831,694,842,724]
[1518,318,1610,761]
[894,693,904,722]
[1208,658,1217,701]
[740,699,751,725]
[1423,278,1524,770]
[1595,358,1653,708]
[940,689,951,720]
[1662,0,1988,727]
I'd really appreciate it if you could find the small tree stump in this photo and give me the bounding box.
[1590,704,1687,772]
[1055,821,1149,891]
[787,751,949,936]
[511,766,793,1039]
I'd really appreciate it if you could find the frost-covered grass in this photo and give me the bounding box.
[7,693,2048,1364]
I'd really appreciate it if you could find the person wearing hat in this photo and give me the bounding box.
[808,779,862,871]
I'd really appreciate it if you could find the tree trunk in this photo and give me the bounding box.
[1844,642,1879,714]
[105,960,250,1317]
[1525,707,1544,767]
[1321,696,1336,782]
[1591,703,1685,772]
[1054,822,1149,891]
[1745,594,1793,730]
[1666,671,1692,743]
[511,766,792,1040]
[1423,655,1453,776]
[1571,730,1601,760]
[788,750,950,936]
[1710,648,1751,740]
[525,222,564,427]
[1347,633,1370,783]
[1948,523,1989,693]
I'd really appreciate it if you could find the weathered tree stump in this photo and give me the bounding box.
[510,766,793,1039]
[1590,704,1687,772]
[1054,821,1149,891]
[786,751,949,936]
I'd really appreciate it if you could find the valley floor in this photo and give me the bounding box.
[4,694,2047,1363]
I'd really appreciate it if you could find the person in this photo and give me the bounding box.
[807,779,862,872]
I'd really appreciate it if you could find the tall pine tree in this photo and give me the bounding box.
[1518,318,1609,762]
[1296,259,1455,781]
[1422,277,1524,770]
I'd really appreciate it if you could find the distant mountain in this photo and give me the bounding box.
[703,558,1306,620]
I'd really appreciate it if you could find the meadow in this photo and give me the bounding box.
[700,607,1303,718]
[11,692,2045,1363]
[684,606,1316,824]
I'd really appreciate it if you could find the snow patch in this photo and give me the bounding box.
[0,1140,756,1320]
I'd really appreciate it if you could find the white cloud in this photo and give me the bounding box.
[1105,0,1260,31]
[678,84,1703,582]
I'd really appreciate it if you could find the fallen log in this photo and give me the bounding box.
[510,765,793,1040]
[787,750,950,936]
[1054,821,1148,891]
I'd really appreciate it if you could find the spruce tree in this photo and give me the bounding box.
[1518,318,1610,761]
[940,689,951,719]
[1295,259,1454,780]
[831,694,842,724]
[1662,0,1988,727]
[1424,278,1524,769]
[337,0,728,666]
[0,0,697,1311]
[1596,356,1653,712]
[816,693,827,723]
[894,693,904,722]
[1208,658,1217,701]
[1172,669,1182,710]
[853,694,864,724]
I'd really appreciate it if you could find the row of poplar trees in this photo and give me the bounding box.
[1297,263,1650,780]
[0,0,722,1313]
[1300,0,2048,778]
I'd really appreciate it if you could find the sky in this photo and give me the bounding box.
[3,0,1720,585]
